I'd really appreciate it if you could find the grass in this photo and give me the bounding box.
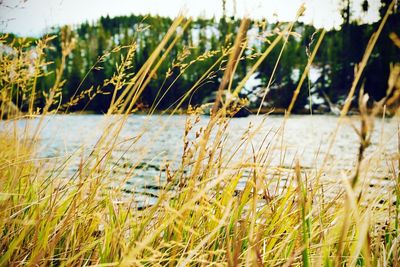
[1,2,400,266]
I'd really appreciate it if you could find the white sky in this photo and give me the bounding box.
[0,0,382,36]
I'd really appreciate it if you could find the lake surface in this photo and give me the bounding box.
[3,114,398,206]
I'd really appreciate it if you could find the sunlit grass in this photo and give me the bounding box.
[0,2,399,266]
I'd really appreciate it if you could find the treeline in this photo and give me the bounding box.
[5,2,400,113]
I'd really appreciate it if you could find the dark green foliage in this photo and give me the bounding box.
[4,7,398,113]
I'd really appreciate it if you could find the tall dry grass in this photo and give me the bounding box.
[1,2,400,266]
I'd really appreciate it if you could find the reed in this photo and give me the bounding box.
[0,2,399,266]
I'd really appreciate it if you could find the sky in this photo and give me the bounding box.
[0,0,382,36]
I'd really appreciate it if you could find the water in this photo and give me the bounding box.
[3,114,398,207]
